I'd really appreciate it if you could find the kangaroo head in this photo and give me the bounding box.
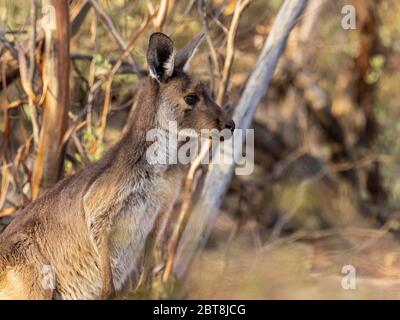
[146,32,235,136]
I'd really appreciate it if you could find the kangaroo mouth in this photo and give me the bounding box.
[202,128,234,142]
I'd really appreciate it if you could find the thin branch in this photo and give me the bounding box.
[29,0,40,149]
[216,0,250,106]
[152,0,170,32]
[198,0,221,93]
[162,144,209,283]
[16,45,38,104]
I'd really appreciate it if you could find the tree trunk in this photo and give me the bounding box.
[31,0,70,199]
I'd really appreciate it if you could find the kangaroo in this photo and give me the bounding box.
[0,32,235,300]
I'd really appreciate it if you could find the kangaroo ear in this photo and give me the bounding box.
[175,33,205,72]
[147,32,175,82]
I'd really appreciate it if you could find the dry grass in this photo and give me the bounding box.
[185,212,400,299]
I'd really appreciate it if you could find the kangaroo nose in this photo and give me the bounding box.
[225,120,235,132]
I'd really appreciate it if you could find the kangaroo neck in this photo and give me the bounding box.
[108,78,178,176]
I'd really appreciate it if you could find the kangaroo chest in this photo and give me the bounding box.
[108,170,180,291]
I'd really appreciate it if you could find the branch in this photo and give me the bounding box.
[198,0,221,94]
[28,0,40,148]
[216,0,250,106]
[152,0,170,32]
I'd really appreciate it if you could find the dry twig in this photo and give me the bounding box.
[216,0,250,106]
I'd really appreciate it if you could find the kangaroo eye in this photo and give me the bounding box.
[184,95,199,106]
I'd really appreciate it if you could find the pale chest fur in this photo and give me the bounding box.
[108,169,181,291]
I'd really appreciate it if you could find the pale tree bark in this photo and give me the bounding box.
[31,0,70,199]
[171,0,308,280]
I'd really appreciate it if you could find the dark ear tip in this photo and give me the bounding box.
[149,32,173,45]
[149,32,167,39]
